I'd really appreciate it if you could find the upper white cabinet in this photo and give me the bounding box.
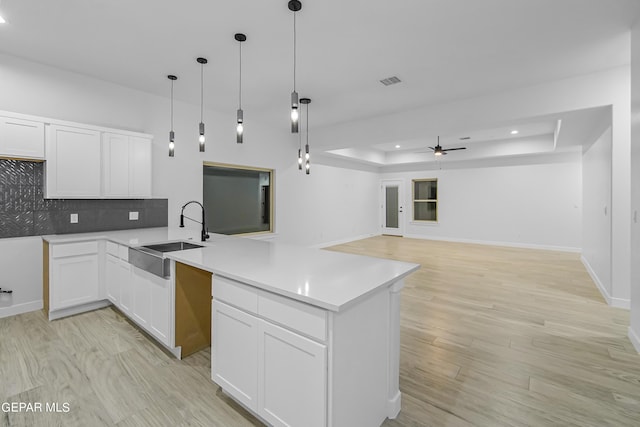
[102,133,152,198]
[0,116,45,159]
[45,124,102,198]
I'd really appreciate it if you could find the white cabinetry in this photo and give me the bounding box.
[102,133,152,198]
[259,320,326,427]
[0,116,45,159]
[212,300,259,411]
[105,242,131,311]
[131,265,171,345]
[45,124,101,198]
[49,241,100,311]
[212,276,327,427]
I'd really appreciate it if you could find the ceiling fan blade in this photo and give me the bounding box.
[442,147,466,151]
[427,147,435,150]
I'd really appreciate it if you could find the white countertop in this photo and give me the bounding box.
[42,227,420,312]
[167,238,419,312]
[41,227,230,247]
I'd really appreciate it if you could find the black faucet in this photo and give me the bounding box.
[179,200,210,242]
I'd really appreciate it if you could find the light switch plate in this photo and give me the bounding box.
[129,211,139,221]
[70,213,78,223]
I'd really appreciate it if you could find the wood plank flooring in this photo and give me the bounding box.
[327,236,640,427]
[1,236,639,426]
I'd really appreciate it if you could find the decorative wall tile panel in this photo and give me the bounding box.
[0,159,168,238]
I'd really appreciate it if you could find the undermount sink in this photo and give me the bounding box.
[141,241,204,253]
[129,241,204,278]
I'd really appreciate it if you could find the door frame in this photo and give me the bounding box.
[381,179,405,236]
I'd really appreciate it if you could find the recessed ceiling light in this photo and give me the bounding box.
[511,130,519,135]
[395,144,401,148]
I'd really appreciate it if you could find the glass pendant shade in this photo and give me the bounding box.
[236,108,244,144]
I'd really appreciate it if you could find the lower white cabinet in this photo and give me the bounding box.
[212,278,327,427]
[212,300,259,411]
[258,320,326,427]
[119,260,133,316]
[131,265,171,345]
[49,241,100,311]
[105,254,120,304]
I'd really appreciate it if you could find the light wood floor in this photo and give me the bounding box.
[2,236,640,426]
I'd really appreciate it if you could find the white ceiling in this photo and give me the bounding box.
[0,0,637,165]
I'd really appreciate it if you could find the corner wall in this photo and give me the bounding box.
[582,127,617,306]
[629,21,640,351]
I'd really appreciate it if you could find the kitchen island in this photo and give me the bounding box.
[167,238,419,427]
[42,228,419,427]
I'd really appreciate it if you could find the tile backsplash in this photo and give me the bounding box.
[0,159,168,238]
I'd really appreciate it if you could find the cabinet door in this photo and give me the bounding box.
[150,273,171,345]
[45,124,101,198]
[102,133,130,197]
[129,136,152,197]
[212,300,259,411]
[50,254,100,311]
[131,266,152,328]
[118,259,132,315]
[0,116,45,159]
[105,254,120,304]
[258,320,327,427]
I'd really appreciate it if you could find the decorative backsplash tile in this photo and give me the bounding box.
[0,159,168,238]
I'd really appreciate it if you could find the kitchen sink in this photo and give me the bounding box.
[129,241,204,278]
[141,241,204,253]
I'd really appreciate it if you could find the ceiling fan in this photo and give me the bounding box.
[428,136,467,156]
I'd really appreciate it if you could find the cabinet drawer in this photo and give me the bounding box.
[51,241,99,258]
[258,291,327,342]
[213,275,258,314]
[106,241,118,256]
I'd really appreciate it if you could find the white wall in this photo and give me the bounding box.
[0,53,380,317]
[382,153,582,251]
[0,237,43,318]
[629,21,640,351]
[582,127,614,304]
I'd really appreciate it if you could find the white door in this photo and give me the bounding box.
[382,180,404,236]
[50,254,99,310]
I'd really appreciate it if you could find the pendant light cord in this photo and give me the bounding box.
[170,79,174,131]
[293,12,297,91]
[239,42,242,109]
[306,102,309,145]
[200,63,204,122]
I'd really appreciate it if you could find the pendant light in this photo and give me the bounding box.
[300,97,311,174]
[235,33,246,144]
[288,0,302,133]
[196,57,208,152]
[168,75,177,157]
[297,125,303,170]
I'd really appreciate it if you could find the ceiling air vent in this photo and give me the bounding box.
[459,136,471,140]
[380,76,401,86]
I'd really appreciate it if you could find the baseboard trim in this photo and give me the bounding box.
[628,327,640,353]
[313,233,377,249]
[48,300,111,320]
[403,234,581,253]
[581,256,630,309]
[0,300,44,319]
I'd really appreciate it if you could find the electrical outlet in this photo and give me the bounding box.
[129,211,139,221]
[70,213,78,223]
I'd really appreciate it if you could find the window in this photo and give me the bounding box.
[412,179,437,222]
[203,162,273,235]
